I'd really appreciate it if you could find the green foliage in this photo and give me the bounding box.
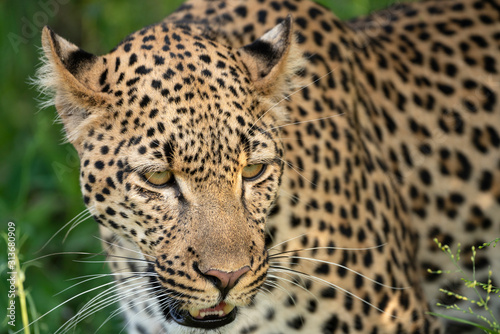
[428,238,500,334]
[1,0,398,332]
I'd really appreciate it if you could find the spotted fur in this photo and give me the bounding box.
[37,0,500,333]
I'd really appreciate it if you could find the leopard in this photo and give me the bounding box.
[36,0,500,333]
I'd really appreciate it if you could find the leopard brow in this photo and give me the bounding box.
[129,140,176,174]
[240,132,278,164]
[247,156,281,166]
[130,162,171,174]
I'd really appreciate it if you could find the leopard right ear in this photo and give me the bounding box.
[37,26,110,146]
[237,16,304,100]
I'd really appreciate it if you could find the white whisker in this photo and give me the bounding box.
[269,267,398,318]
[267,273,318,301]
[36,208,91,253]
[278,157,317,187]
[269,243,387,255]
[271,255,407,289]
[118,291,179,333]
[64,211,94,242]
[262,279,292,300]
[248,67,340,134]
[95,236,156,260]
[277,186,319,211]
[57,272,156,296]
[267,113,345,132]
[23,251,102,265]
[267,233,308,251]
[57,278,155,334]
[258,285,274,297]
[73,259,150,264]
[15,279,124,334]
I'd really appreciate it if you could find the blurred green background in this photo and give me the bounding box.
[0,0,398,333]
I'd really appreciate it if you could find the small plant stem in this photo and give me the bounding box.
[15,247,30,334]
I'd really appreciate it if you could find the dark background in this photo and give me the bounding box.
[0,0,398,332]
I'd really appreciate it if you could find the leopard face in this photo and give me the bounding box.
[39,16,305,331]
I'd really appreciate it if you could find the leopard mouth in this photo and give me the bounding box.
[150,266,238,329]
[169,301,237,329]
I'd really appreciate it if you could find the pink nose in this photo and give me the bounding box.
[203,266,250,292]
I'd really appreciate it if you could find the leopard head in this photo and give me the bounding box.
[38,17,304,330]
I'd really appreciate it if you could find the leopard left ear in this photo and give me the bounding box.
[36,26,111,147]
[238,16,304,100]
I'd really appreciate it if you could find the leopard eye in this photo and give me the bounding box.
[242,164,266,180]
[143,170,173,187]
